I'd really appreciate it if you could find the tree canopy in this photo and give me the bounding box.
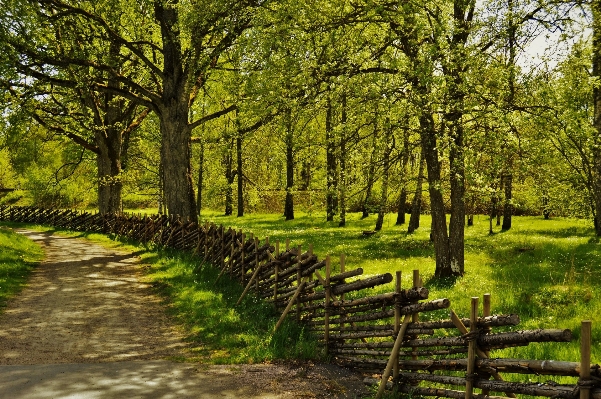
[0,0,595,277]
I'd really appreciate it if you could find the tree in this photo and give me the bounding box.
[1,0,267,221]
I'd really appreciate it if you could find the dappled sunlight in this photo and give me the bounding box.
[0,361,285,399]
[0,230,186,365]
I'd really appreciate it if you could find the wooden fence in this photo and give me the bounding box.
[1,205,599,399]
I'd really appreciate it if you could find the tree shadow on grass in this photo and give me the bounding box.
[142,248,320,364]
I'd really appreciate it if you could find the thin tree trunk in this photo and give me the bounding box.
[326,96,338,222]
[591,0,601,235]
[420,113,450,276]
[497,177,502,226]
[375,119,392,231]
[542,193,551,219]
[224,139,234,216]
[284,108,295,220]
[196,141,204,216]
[502,174,513,230]
[362,118,378,219]
[339,93,347,227]
[408,156,425,234]
[237,134,244,217]
[396,124,410,226]
[397,188,407,225]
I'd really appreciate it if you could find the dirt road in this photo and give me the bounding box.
[0,229,368,398]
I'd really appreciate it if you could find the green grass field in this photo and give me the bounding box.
[190,211,601,366]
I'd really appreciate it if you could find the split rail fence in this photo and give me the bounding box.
[1,205,599,399]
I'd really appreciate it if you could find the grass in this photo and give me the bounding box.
[3,211,600,371]
[0,227,44,310]
[189,211,601,367]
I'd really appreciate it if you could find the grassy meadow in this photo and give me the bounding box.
[192,211,601,366]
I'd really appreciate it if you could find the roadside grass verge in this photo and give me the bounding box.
[0,226,43,310]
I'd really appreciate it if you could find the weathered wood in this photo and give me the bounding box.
[415,314,520,330]
[333,348,470,358]
[395,328,573,350]
[397,371,583,399]
[451,308,516,398]
[274,281,306,332]
[375,314,412,399]
[465,298,478,399]
[325,255,331,353]
[311,298,450,325]
[581,320,592,399]
[394,384,517,399]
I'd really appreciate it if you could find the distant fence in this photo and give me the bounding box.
[1,205,600,399]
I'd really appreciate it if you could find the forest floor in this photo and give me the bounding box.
[0,228,368,399]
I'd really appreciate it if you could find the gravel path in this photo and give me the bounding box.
[0,229,368,398]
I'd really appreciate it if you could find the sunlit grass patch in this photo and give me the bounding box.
[138,247,322,364]
[0,226,43,310]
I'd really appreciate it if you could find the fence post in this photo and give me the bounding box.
[240,232,245,284]
[255,238,260,293]
[465,297,479,399]
[411,269,421,361]
[325,255,331,354]
[340,254,346,332]
[394,270,402,385]
[481,293,492,396]
[580,320,592,399]
[296,245,302,323]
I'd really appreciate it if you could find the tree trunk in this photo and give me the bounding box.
[160,106,196,220]
[325,96,338,222]
[448,124,465,276]
[339,94,347,227]
[502,174,513,230]
[300,161,311,190]
[284,108,295,221]
[236,135,244,217]
[592,0,601,235]
[408,156,425,234]
[362,118,378,219]
[196,141,204,215]
[542,193,551,220]
[420,113,451,276]
[158,158,164,214]
[95,41,124,215]
[375,119,392,231]
[396,124,410,225]
[397,188,407,225]
[224,139,234,216]
[96,144,123,215]
[156,3,197,222]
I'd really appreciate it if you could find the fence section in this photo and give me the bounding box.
[1,205,599,399]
